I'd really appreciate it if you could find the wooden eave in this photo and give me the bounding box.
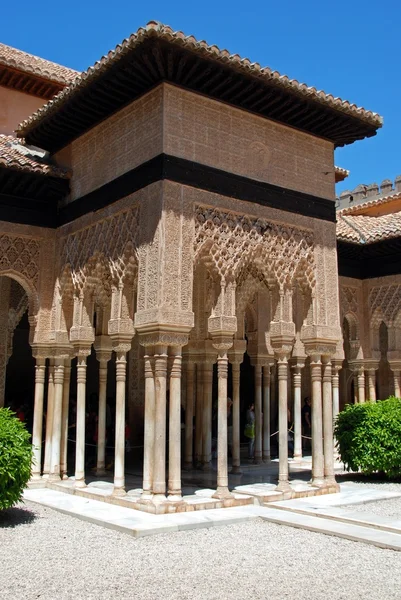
[21,38,380,153]
[0,64,64,99]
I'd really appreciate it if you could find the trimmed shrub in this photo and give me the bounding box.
[0,407,32,509]
[335,396,401,478]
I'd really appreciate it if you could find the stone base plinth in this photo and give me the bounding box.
[234,481,340,504]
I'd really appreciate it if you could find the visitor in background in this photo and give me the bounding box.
[302,396,312,452]
[244,402,255,461]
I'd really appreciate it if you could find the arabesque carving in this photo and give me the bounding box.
[0,234,40,286]
[194,206,315,290]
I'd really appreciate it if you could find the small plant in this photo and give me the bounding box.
[0,407,32,510]
[335,396,401,478]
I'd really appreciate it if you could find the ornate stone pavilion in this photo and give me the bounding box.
[0,22,393,512]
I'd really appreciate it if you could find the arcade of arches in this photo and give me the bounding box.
[1,22,398,513]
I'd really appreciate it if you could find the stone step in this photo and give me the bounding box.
[258,506,401,551]
[267,503,401,536]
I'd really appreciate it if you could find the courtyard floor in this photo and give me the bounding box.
[2,486,401,600]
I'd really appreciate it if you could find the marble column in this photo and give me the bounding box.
[262,364,272,462]
[74,351,90,489]
[275,353,291,491]
[43,359,55,477]
[195,363,203,466]
[231,362,242,473]
[390,363,401,398]
[290,360,304,462]
[184,360,195,469]
[49,358,65,481]
[202,361,214,470]
[31,357,46,480]
[254,363,263,464]
[357,366,366,404]
[366,367,377,402]
[112,347,129,496]
[353,371,359,404]
[153,344,168,500]
[60,359,71,480]
[322,356,336,486]
[142,349,155,498]
[168,347,183,500]
[94,342,112,477]
[212,343,233,500]
[332,361,341,422]
[309,353,324,487]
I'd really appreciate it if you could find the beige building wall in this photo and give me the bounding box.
[58,86,165,202]
[56,83,335,204]
[163,84,335,200]
[0,86,46,136]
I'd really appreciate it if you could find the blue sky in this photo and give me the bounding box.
[2,0,400,194]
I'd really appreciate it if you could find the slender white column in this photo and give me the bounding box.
[310,354,324,487]
[332,362,341,421]
[142,349,155,498]
[168,347,183,500]
[184,361,195,469]
[213,347,233,499]
[113,350,128,496]
[291,361,303,462]
[153,345,168,500]
[357,367,366,404]
[74,354,88,488]
[96,359,109,476]
[322,356,336,486]
[254,364,263,464]
[49,358,65,481]
[276,356,290,491]
[262,365,272,462]
[43,360,55,477]
[231,362,241,473]
[393,370,401,398]
[60,360,71,480]
[366,368,377,402]
[202,362,213,470]
[195,363,203,465]
[31,358,46,480]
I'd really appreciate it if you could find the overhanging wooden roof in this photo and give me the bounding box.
[17,21,383,153]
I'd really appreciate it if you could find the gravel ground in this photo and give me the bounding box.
[2,500,401,600]
[338,479,401,518]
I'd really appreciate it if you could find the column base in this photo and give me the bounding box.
[112,486,126,497]
[275,480,291,492]
[254,455,263,464]
[183,462,193,471]
[61,472,69,481]
[48,473,61,482]
[262,455,271,463]
[30,472,42,482]
[152,493,167,503]
[74,478,86,489]
[230,465,242,474]
[202,461,213,472]
[310,477,326,488]
[95,468,107,478]
[212,486,234,500]
[168,493,183,503]
[292,454,302,462]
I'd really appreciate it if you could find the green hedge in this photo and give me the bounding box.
[0,408,32,509]
[334,396,401,478]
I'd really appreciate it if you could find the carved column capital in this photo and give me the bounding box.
[139,330,189,348]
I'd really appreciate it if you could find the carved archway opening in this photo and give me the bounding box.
[0,276,34,418]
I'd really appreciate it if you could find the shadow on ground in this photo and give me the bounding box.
[336,472,401,484]
[0,505,36,528]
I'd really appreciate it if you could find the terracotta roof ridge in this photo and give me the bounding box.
[16,20,383,138]
[0,41,79,85]
[0,134,70,178]
[339,192,401,215]
[338,214,367,243]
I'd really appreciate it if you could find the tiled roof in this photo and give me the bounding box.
[17,20,383,138]
[0,135,70,178]
[337,211,401,244]
[338,192,401,216]
[0,42,79,85]
[335,166,349,183]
